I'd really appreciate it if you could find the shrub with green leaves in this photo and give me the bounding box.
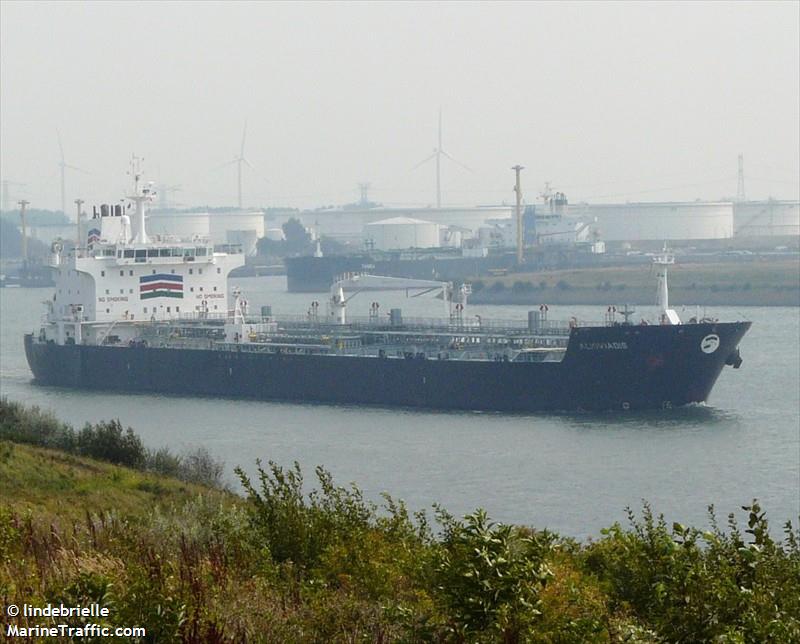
[583,502,800,642]
[76,420,146,468]
[431,509,554,642]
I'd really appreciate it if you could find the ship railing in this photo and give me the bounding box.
[264,314,588,336]
[143,311,229,324]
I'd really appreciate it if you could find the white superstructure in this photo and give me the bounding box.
[42,159,244,347]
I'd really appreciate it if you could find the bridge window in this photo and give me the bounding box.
[196,247,207,256]
[171,248,182,257]
[123,250,134,258]
[159,248,171,257]
[147,249,158,257]
[135,249,146,259]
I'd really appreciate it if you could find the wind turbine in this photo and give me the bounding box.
[217,121,257,209]
[58,131,88,218]
[411,109,471,208]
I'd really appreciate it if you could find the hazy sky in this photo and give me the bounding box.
[1,1,798,212]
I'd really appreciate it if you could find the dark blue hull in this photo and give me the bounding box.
[24,322,750,412]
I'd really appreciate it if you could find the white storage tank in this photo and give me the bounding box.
[570,202,734,241]
[209,210,265,245]
[147,211,210,239]
[733,200,800,238]
[363,217,440,250]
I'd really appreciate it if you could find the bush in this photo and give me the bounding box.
[179,447,226,489]
[145,446,183,478]
[76,420,146,468]
[431,509,554,641]
[512,281,534,293]
[0,399,225,488]
[583,502,800,642]
[556,280,571,290]
[237,460,374,570]
[471,280,485,292]
[489,281,506,293]
[0,397,75,451]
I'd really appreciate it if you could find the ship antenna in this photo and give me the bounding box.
[126,155,155,244]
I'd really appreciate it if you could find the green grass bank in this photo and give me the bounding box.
[2,399,799,642]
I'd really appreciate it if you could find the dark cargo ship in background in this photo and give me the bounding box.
[285,249,524,292]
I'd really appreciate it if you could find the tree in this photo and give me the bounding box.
[282,218,312,254]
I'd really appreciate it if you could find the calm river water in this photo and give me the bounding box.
[1,277,798,537]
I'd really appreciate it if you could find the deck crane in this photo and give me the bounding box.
[328,274,471,325]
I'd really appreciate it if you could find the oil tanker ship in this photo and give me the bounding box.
[24,164,750,412]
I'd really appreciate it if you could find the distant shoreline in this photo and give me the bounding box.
[469,259,800,307]
[471,288,800,307]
